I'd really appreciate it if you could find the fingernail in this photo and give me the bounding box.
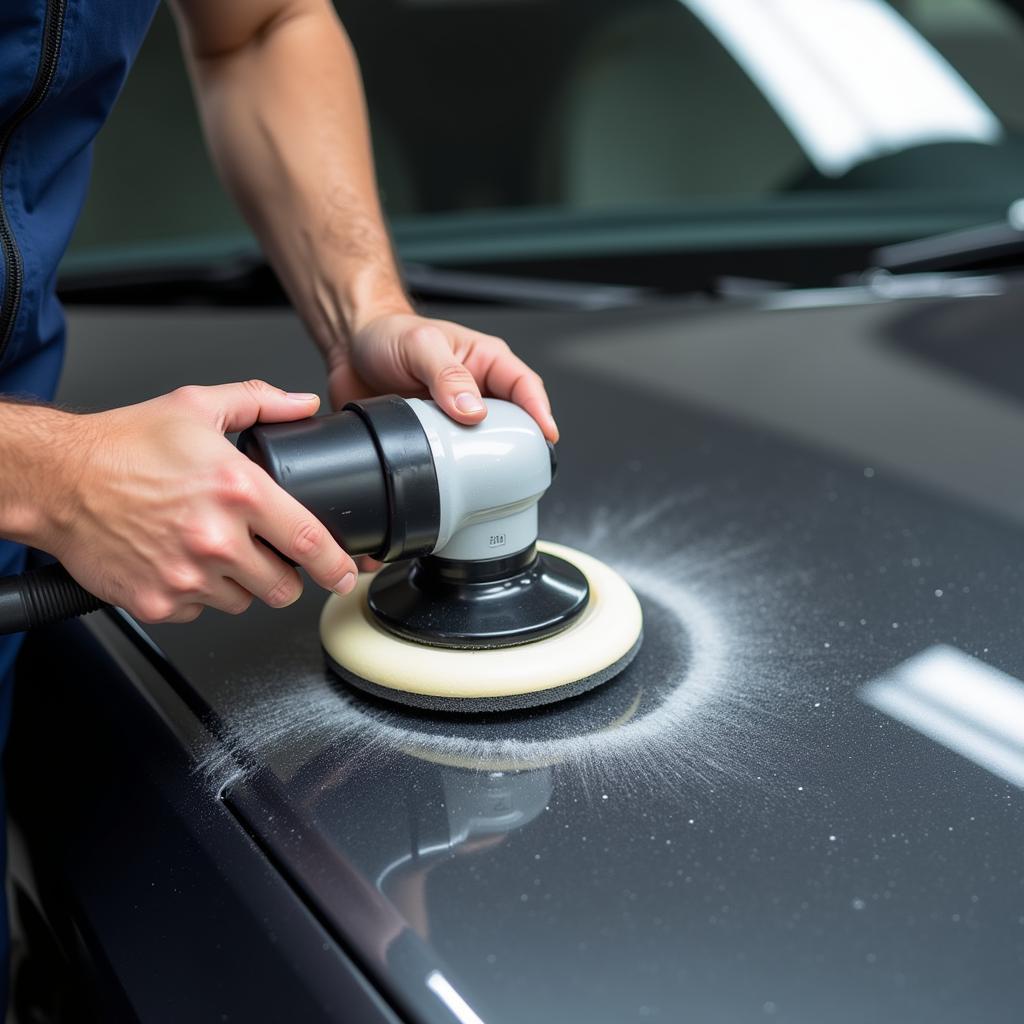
[455,392,484,414]
[333,572,356,596]
[286,392,319,401]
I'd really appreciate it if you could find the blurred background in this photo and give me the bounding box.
[64,0,1024,293]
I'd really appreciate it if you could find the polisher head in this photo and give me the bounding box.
[320,541,643,712]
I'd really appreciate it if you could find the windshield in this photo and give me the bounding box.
[67,0,1024,282]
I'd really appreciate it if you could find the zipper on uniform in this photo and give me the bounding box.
[0,0,68,362]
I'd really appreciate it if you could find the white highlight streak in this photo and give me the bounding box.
[427,971,486,1024]
[682,0,1001,175]
[327,559,726,768]
[198,496,793,795]
[860,645,1024,788]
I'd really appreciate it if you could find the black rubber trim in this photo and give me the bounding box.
[344,397,440,560]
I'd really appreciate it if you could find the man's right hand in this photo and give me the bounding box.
[33,380,358,624]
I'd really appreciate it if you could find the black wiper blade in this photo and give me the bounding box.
[58,249,274,305]
[402,263,651,311]
[873,200,1024,274]
[58,250,652,311]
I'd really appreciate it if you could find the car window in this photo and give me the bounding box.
[68,0,1024,257]
[900,0,1024,130]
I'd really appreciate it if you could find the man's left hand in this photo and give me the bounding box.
[326,312,559,442]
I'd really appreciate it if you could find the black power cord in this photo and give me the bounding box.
[0,563,105,635]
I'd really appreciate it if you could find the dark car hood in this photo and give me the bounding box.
[59,281,1024,1023]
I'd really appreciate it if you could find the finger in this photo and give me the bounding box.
[162,603,205,625]
[201,577,256,616]
[247,479,358,595]
[356,555,383,573]
[130,590,204,625]
[480,348,559,442]
[229,540,306,610]
[179,379,321,433]
[326,357,376,412]
[403,325,487,426]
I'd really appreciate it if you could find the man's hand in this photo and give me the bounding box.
[326,312,559,442]
[38,381,357,624]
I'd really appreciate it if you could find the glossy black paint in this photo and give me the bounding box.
[11,281,1024,1021]
[9,615,403,1024]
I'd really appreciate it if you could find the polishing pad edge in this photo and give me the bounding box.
[319,541,643,709]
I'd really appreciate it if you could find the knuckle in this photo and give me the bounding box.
[226,593,254,616]
[408,325,443,347]
[173,605,204,624]
[214,464,259,507]
[489,335,511,353]
[162,564,204,595]
[324,555,356,587]
[289,519,325,559]
[187,524,238,562]
[514,368,544,394]
[172,384,202,403]
[241,378,271,399]
[134,592,175,624]
[436,363,473,387]
[264,570,302,609]
[170,384,207,412]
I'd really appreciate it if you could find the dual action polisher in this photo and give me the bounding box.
[0,396,643,712]
[241,396,643,711]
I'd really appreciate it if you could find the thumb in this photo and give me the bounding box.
[406,326,486,425]
[192,379,321,433]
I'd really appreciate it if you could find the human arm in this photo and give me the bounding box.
[0,382,357,623]
[169,0,558,440]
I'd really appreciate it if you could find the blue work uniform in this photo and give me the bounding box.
[0,0,160,1001]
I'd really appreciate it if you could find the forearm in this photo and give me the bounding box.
[171,0,558,440]
[0,401,79,548]
[175,2,410,363]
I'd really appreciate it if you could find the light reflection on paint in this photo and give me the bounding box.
[682,0,1001,175]
[427,970,486,1024]
[860,644,1024,788]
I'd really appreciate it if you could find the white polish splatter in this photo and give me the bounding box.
[197,496,816,797]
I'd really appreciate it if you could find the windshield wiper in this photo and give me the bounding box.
[402,263,650,311]
[58,249,275,305]
[58,251,652,312]
[873,200,1024,274]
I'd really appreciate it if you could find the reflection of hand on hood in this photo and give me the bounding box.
[443,768,554,845]
[380,768,553,939]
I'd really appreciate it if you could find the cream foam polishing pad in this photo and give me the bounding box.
[320,541,643,712]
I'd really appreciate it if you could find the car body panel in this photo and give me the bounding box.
[12,283,1024,1021]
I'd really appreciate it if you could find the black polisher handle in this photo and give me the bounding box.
[0,563,107,636]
